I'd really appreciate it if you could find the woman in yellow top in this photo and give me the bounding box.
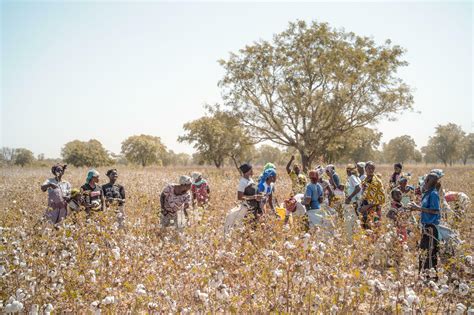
[359,161,386,229]
[286,155,307,196]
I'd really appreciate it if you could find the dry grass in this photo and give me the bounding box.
[0,165,472,313]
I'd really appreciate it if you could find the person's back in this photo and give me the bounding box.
[306,182,323,210]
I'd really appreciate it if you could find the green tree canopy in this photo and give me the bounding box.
[14,148,35,167]
[179,106,254,169]
[425,123,465,166]
[62,139,113,167]
[383,135,416,164]
[460,133,474,165]
[121,135,167,167]
[324,127,381,163]
[219,20,413,171]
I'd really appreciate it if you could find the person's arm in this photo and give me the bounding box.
[237,191,245,201]
[303,185,312,210]
[286,156,294,174]
[120,186,126,203]
[268,193,274,212]
[41,180,57,192]
[345,185,361,204]
[160,192,166,211]
[318,185,323,204]
[100,190,105,211]
[410,191,440,214]
[183,202,189,218]
[410,204,440,214]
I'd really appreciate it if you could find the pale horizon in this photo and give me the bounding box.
[1,1,472,159]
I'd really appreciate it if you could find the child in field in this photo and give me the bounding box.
[397,176,415,206]
[191,172,210,208]
[389,163,403,189]
[316,166,334,205]
[387,188,408,242]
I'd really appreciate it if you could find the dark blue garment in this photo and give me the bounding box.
[421,188,440,225]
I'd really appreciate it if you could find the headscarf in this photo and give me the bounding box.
[51,164,67,175]
[85,169,100,184]
[179,175,192,186]
[239,163,252,174]
[315,165,325,177]
[258,168,277,193]
[325,164,335,174]
[356,162,366,168]
[191,172,202,181]
[346,164,357,175]
[365,161,376,169]
[308,170,319,180]
[263,163,276,171]
[430,169,444,179]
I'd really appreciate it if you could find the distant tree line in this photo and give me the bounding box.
[0,122,472,168]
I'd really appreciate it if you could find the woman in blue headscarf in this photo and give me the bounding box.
[257,168,277,213]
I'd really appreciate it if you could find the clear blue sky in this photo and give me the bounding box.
[1,1,472,158]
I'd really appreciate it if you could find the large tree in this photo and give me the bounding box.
[179,106,254,169]
[383,135,416,164]
[121,135,167,167]
[425,123,465,166]
[62,139,112,167]
[219,20,413,171]
[460,133,474,165]
[14,148,35,167]
[0,147,16,165]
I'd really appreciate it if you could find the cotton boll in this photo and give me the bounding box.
[47,269,57,279]
[454,303,467,315]
[273,269,284,278]
[44,303,54,315]
[284,241,296,250]
[136,284,147,295]
[102,296,115,305]
[30,304,39,315]
[111,247,121,260]
[458,283,469,296]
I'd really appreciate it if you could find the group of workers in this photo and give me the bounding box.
[41,159,467,279]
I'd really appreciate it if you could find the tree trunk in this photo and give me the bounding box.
[299,150,312,173]
[229,155,241,174]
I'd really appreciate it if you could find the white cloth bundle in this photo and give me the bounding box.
[224,203,249,235]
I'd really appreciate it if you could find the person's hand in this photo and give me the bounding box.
[290,155,295,160]
[255,194,263,201]
[345,197,351,205]
[408,202,420,211]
